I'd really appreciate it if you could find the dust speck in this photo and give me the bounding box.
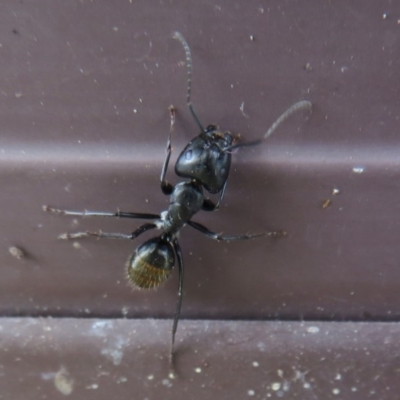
[54,366,74,396]
[307,326,320,334]
[9,246,25,259]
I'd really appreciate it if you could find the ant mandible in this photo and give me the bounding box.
[44,32,311,366]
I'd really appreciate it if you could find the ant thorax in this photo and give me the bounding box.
[162,181,204,234]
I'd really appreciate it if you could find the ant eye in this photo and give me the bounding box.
[206,125,216,133]
[185,149,193,160]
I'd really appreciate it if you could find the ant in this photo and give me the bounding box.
[44,32,311,367]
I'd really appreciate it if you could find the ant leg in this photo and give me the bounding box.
[215,180,228,209]
[160,106,176,195]
[43,205,160,220]
[172,32,205,133]
[227,100,312,151]
[58,222,157,240]
[187,220,286,241]
[170,238,184,367]
[201,181,228,211]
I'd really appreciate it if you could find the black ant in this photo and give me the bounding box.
[44,32,311,367]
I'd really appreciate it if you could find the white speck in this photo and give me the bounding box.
[332,188,340,195]
[249,35,254,41]
[113,27,119,32]
[9,246,24,259]
[277,369,284,378]
[117,376,127,384]
[248,389,255,396]
[341,66,348,72]
[147,375,154,380]
[352,166,365,173]
[15,92,23,98]
[252,361,259,367]
[133,109,137,113]
[382,13,388,19]
[86,384,99,390]
[303,382,311,389]
[282,380,290,392]
[307,326,320,334]
[271,382,281,391]
[240,102,249,118]
[335,373,342,380]
[230,84,234,88]
[121,307,129,317]
[91,320,114,336]
[351,387,358,392]
[162,379,172,387]
[101,337,126,365]
[333,388,340,395]
[194,367,202,373]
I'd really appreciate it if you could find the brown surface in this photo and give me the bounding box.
[1,0,400,398]
[1,318,399,400]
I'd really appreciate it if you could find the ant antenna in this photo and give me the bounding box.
[228,100,312,150]
[172,32,205,133]
[263,100,312,141]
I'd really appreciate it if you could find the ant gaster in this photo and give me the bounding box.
[44,32,311,367]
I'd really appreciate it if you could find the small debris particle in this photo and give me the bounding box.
[332,188,340,195]
[303,382,311,389]
[194,367,202,373]
[248,389,255,396]
[332,388,340,395]
[86,384,98,390]
[249,35,255,41]
[353,166,365,173]
[147,375,154,380]
[321,199,332,209]
[307,326,320,333]
[271,382,281,391]
[240,102,249,118]
[382,13,388,20]
[161,379,172,387]
[252,361,259,367]
[9,246,25,259]
[304,63,312,71]
[54,367,74,396]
